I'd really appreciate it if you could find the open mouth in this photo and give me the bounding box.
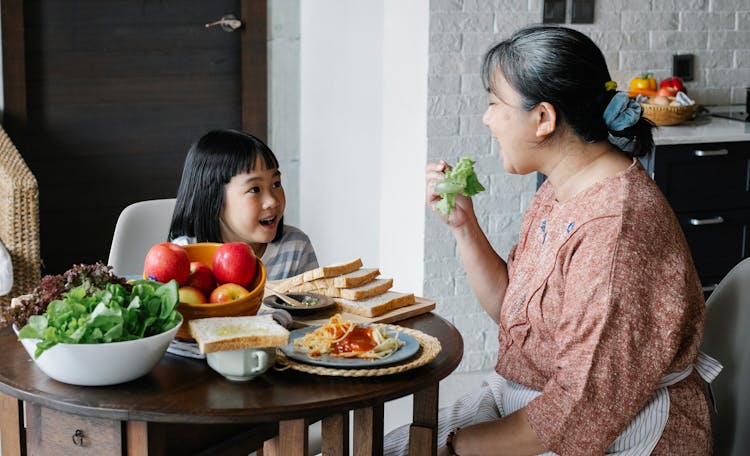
[259,216,277,227]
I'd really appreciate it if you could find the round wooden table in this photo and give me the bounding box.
[0,312,463,455]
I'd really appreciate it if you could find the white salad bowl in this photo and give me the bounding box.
[14,315,182,386]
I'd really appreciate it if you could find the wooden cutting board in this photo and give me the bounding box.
[286,296,436,328]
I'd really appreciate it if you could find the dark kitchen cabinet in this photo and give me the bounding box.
[643,141,750,294]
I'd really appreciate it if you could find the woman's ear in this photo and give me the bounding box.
[535,102,557,138]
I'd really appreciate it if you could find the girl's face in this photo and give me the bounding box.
[481,71,544,175]
[219,162,286,251]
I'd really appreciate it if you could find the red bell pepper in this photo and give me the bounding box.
[659,76,687,95]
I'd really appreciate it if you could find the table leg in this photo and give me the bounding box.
[408,384,439,456]
[353,403,383,456]
[125,421,170,455]
[0,392,25,456]
[126,421,150,456]
[321,412,349,456]
[262,418,306,456]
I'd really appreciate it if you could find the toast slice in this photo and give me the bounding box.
[338,278,393,300]
[188,315,290,354]
[302,258,363,282]
[266,259,365,293]
[333,268,380,288]
[285,276,392,300]
[334,291,416,318]
[271,268,380,295]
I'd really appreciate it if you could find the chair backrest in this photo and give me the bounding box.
[108,199,177,277]
[701,257,750,456]
[0,127,41,306]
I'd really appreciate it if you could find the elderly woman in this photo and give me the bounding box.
[385,25,721,456]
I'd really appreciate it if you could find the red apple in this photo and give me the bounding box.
[143,242,190,285]
[178,286,207,304]
[186,261,216,296]
[657,87,676,97]
[212,242,257,287]
[209,283,251,304]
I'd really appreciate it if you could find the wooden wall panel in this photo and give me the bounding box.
[2,0,267,274]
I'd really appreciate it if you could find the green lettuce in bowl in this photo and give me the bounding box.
[18,279,182,358]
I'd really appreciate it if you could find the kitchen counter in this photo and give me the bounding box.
[654,105,750,145]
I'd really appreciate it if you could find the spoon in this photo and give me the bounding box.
[265,287,305,307]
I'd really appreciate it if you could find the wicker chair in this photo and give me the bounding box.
[0,126,41,307]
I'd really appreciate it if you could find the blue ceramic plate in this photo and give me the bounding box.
[279,325,420,368]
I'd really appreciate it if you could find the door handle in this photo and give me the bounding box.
[205,14,242,32]
[692,149,728,157]
[689,216,725,226]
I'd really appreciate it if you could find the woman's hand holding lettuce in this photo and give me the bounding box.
[434,157,486,215]
[18,280,181,358]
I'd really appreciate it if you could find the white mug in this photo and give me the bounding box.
[206,347,276,381]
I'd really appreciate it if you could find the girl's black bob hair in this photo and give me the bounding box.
[481,25,654,158]
[169,129,284,243]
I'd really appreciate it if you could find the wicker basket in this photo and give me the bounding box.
[640,102,696,126]
[0,127,41,308]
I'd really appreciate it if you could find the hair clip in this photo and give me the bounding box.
[605,81,618,91]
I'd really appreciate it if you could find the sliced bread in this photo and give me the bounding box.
[274,268,380,295]
[266,258,365,293]
[188,315,290,354]
[266,276,303,294]
[332,268,380,288]
[334,291,416,318]
[285,277,392,300]
[302,258,363,282]
[338,278,393,300]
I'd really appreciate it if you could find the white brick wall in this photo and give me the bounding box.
[425,0,750,373]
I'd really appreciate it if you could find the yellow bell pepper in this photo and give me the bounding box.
[629,73,658,96]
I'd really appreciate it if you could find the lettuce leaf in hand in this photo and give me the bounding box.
[18,280,181,358]
[434,157,486,215]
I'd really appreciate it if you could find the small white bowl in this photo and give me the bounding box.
[14,316,182,386]
[206,347,276,381]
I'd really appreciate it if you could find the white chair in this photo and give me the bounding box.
[108,199,176,277]
[701,257,750,456]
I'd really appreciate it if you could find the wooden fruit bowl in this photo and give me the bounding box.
[176,243,266,341]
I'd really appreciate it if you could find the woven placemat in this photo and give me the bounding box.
[275,325,441,377]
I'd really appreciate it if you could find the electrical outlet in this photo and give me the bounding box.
[571,0,595,24]
[543,0,566,24]
[673,54,695,81]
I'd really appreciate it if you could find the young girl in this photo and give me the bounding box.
[169,129,318,280]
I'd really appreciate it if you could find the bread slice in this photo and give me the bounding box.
[302,258,363,282]
[266,259,365,293]
[272,268,380,295]
[339,278,393,300]
[265,277,298,294]
[333,268,380,288]
[188,315,290,354]
[284,276,392,300]
[334,291,415,318]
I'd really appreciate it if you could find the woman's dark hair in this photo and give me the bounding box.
[481,25,654,157]
[169,129,284,243]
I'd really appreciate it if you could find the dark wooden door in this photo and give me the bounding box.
[1,0,266,274]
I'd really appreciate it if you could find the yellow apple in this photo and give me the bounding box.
[209,283,251,304]
[178,285,207,304]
